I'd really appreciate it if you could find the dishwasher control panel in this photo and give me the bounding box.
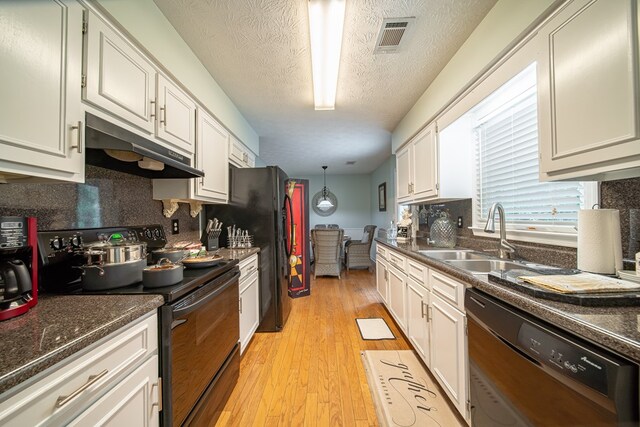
[517,322,612,394]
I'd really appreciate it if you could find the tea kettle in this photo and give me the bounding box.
[0,260,32,303]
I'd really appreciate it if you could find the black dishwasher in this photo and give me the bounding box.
[465,288,638,426]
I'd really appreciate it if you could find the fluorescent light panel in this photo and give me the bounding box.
[308,0,346,110]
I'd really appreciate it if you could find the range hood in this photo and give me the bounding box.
[84,112,204,179]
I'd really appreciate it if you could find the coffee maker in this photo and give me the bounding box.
[0,216,37,321]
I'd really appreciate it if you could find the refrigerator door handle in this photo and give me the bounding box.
[283,195,294,259]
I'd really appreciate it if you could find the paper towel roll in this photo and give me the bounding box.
[577,209,623,274]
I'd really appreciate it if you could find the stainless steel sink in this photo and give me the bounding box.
[418,250,490,260]
[445,259,526,273]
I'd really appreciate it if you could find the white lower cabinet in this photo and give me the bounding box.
[406,277,430,367]
[0,313,160,427]
[0,0,84,182]
[375,257,388,304]
[239,254,260,354]
[68,355,160,426]
[387,264,407,333]
[430,292,468,420]
[377,245,469,422]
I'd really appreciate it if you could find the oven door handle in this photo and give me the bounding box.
[172,271,239,319]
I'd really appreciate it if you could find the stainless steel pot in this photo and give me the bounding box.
[151,248,186,264]
[143,258,184,288]
[80,258,146,290]
[84,242,147,265]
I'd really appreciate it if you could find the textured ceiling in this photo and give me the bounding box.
[153,0,497,175]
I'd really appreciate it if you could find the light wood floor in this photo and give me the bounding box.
[216,270,413,426]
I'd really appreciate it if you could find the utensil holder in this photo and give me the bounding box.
[201,229,221,251]
[227,235,254,249]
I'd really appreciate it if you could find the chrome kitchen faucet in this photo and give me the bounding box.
[484,203,517,259]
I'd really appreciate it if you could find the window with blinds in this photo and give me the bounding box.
[470,63,587,231]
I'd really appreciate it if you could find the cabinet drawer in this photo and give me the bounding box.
[429,270,465,311]
[0,313,158,427]
[387,250,406,272]
[376,244,388,260]
[407,259,428,286]
[239,254,259,282]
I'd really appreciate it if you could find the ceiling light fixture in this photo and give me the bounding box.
[308,0,346,111]
[317,165,334,208]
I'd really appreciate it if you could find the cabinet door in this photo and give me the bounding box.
[68,356,160,427]
[387,265,406,333]
[156,75,196,155]
[396,145,412,202]
[407,278,430,366]
[239,271,260,354]
[0,0,84,182]
[195,109,229,203]
[84,11,156,135]
[538,0,640,180]
[375,257,388,304]
[430,293,468,420]
[411,122,438,200]
[229,135,246,167]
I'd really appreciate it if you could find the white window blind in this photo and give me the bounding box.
[473,63,585,230]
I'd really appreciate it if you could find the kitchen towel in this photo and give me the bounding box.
[578,209,623,275]
[519,272,640,294]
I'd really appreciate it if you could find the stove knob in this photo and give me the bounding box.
[144,229,153,239]
[70,235,82,248]
[153,229,161,239]
[50,237,64,250]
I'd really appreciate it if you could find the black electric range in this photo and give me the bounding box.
[37,224,241,426]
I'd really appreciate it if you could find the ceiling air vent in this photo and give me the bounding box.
[373,17,415,54]
[346,160,356,165]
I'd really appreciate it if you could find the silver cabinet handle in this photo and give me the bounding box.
[421,301,425,319]
[150,100,156,120]
[239,297,243,314]
[55,369,108,408]
[200,176,204,186]
[70,121,82,153]
[160,106,166,125]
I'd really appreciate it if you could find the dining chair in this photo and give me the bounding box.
[310,228,344,279]
[344,225,377,273]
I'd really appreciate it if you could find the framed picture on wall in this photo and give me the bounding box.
[378,182,387,212]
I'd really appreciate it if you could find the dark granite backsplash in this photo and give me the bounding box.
[0,165,200,244]
[417,177,640,269]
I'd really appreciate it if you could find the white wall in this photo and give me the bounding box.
[295,174,372,239]
[370,156,396,232]
[95,0,259,154]
[391,0,555,152]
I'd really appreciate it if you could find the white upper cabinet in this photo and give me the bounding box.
[84,10,156,135]
[195,109,229,202]
[0,0,84,182]
[156,75,196,155]
[396,143,412,203]
[537,0,640,181]
[411,123,438,200]
[396,121,471,204]
[229,135,256,168]
[152,107,229,204]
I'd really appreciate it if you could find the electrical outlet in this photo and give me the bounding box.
[457,216,463,228]
[171,219,180,234]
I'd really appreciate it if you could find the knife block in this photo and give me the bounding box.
[201,229,221,251]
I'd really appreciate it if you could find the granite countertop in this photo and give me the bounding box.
[375,238,640,364]
[218,247,260,261]
[0,294,163,395]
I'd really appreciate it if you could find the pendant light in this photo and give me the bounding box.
[317,166,334,209]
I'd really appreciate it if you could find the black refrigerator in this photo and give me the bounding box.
[204,166,292,331]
